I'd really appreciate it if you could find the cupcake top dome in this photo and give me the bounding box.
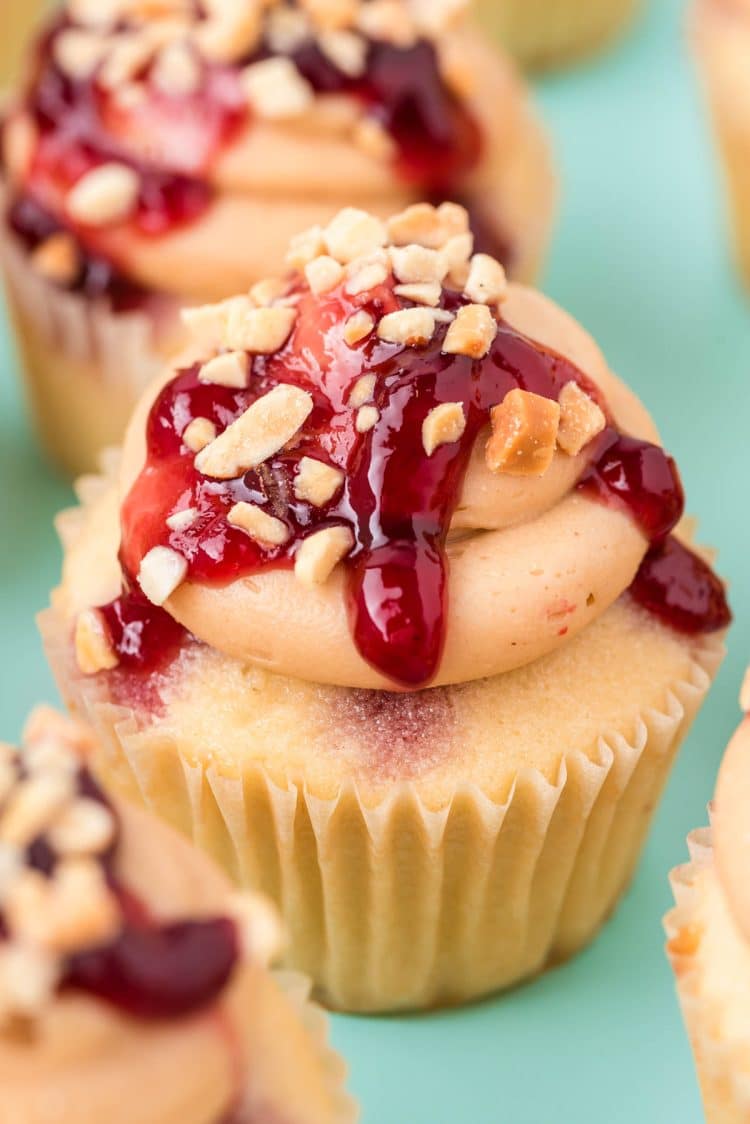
[67,202,731,692]
[1,0,541,304]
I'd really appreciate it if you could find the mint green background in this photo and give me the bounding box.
[0,0,747,1118]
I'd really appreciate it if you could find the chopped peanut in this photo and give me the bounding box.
[294,525,354,586]
[318,29,367,75]
[305,255,345,294]
[181,297,246,350]
[66,163,140,227]
[166,506,199,532]
[442,303,497,358]
[225,304,297,354]
[183,417,216,452]
[30,234,80,286]
[198,351,249,389]
[324,207,387,264]
[387,202,468,250]
[343,310,375,346]
[356,405,379,433]
[152,40,201,95]
[53,29,108,80]
[48,799,116,857]
[486,389,560,477]
[556,381,606,456]
[286,225,326,272]
[249,278,288,307]
[378,307,435,346]
[228,502,290,547]
[241,57,313,119]
[422,402,466,456]
[345,253,389,295]
[349,374,376,407]
[195,384,314,478]
[394,282,441,307]
[0,774,74,849]
[390,244,447,284]
[294,457,344,506]
[74,609,119,675]
[138,545,188,605]
[464,254,508,306]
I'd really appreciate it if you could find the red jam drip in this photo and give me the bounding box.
[1,761,239,1020]
[629,536,732,635]
[98,585,187,673]
[118,283,730,689]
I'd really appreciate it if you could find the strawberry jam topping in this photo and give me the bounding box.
[5,15,490,302]
[0,761,239,1020]
[117,282,730,690]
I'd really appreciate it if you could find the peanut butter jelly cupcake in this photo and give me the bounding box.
[0,0,555,477]
[475,0,641,70]
[666,678,750,1124]
[42,203,729,1012]
[692,0,750,289]
[0,707,356,1124]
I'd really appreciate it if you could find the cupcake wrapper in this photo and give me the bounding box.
[665,824,750,1124]
[476,0,640,69]
[269,971,357,1124]
[41,596,724,1012]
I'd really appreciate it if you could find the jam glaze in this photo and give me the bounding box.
[0,759,240,1021]
[5,14,491,303]
[115,280,731,691]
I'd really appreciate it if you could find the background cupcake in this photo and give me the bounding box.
[42,203,729,1012]
[666,679,750,1124]
[474,0,642,70]
[0,706,356,1124]
[0,0,555,476]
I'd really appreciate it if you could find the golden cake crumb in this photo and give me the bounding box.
[294,457,344,506]
[198,350,249,389]
[486,388,561,477]
[138,545,188,605]
[294,525,354,586]
[557,381,606,456]
[442,303,497,358]
[74,609,119,676]
[66,163,140,227]
[422,402,466,456]
[196,384,314,478]
[228,502,290,547]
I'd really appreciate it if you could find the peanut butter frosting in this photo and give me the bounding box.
[60,203,730,692]
[1,0,553,307]
[0,707,353,1123]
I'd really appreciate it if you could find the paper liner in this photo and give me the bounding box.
[665,824,750,1124]
[0,223,181,475]
[41,592,724,1012]
[268,970,358,1124]
[475,0,640,69]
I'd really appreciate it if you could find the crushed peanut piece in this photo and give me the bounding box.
[390,244,447,284]
[394,282,441,307]
[378,307,436,346]
[345,252,389,295]
[66,163,140,227]
[228,502,290,547]
[226,303,297,354]
[195,4,261,62]
[357,0,417,45]
[324,207,387,264]
[53,29,108,79]
[356,405,379,433]
[486,388,561,477]
[266,7,310,52]
[98,34,157,89]
[294,525,354,586]
[294,457,344,506]
[411,0,469,36]
[343,309,374,346]
[152,39,201,95]
[0,773,74,849]
[8,860,121,954]
[3,114,37,185]
[422,402,466,456]
[249,277,288,307]
[198,351,249,389]
[442,303,497,359]
[183,417,216,452]
[0,944,59,1021]
[30,234,80,286]
[196,384,314,479]
[300,0,359,30]
[318,29,367,76]
[241,57,314,119]
[349,374,376,408]
[387,202,468,250]
[48,799,116,857]
[138,545,188,605]
[305,255,345,294]
[464,254,508,306]
[556,381,606,456]
[166,506,198,532]
[182,297,245,351]
[286,225,326,272]
[74,609,119,676]
[441,232,474,277]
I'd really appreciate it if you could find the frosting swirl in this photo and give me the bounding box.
[77,202,730,692]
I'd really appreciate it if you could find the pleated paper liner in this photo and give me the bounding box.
[0,221,182,476]
[666,823,750,1124]
[41,590,723,1013]
[475,0,641,70]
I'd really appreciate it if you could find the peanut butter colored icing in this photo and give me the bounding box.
[0,709,350,1124]
[2,0,554,303]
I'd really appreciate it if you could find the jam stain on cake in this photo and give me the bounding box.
[332,685,457,780]
[2,4,497,307]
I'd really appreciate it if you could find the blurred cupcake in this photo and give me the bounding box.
[0,1,48,89]
[666,678,750,1123]
[42,202,729,1012]
[0,0,555,477]
[692,0,750,289]
[474,0,641,70]
[0,706,355,1124]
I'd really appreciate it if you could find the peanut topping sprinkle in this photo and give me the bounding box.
[486,389,561,477]
[556,380,607,456]
[65,163,140,227]
[227,502,291,547]
[422,402,466,456]
[195,384,314,479]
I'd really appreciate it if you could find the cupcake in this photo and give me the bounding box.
[474,0,641,70]
[0,0,555,477]
[692,0,750,289]
[42,202,730,1012]
[666,678,750,1124]
[0,705,356,1123]
[0,1,47,89]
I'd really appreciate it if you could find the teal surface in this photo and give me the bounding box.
[0,0,747,1119]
